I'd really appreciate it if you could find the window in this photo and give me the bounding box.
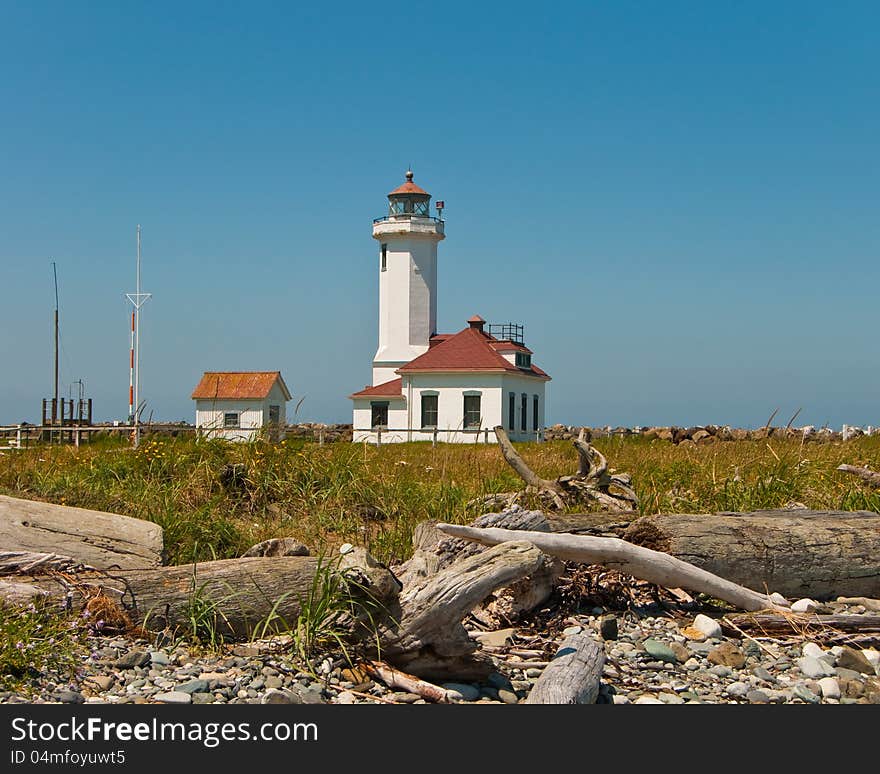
[515,352,532,369]
[269,405,280,425]
[508,392,515,431]
[414,200,429,216]
[371,402,389,429]
[463,394,481,430]
[390,200,405,215]
[380,243,387,271]
[223,412,239,429]
[533,395,539,431]
[421,394,438,429]
[521,393,528,432]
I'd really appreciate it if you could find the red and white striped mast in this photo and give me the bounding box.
[125,225,151,447]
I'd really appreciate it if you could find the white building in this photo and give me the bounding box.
[191,371,291,442]
[350,172,550,443]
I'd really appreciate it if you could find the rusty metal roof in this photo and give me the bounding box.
[389,170,429,197]
[191,371,291,401]
[349,378,404,399]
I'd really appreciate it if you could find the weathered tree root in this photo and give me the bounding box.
[838,464,880,489]
[435,523,787,613]
[484,426,638,512]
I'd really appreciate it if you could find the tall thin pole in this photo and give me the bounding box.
[125,225,151,448]
[52,261,59,440]
[135,225,141,447]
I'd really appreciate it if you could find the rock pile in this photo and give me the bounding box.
[543,424,879,445]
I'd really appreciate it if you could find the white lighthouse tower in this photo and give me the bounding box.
[371,170,445,385]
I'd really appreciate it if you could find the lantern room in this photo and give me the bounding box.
[387,169,432,217]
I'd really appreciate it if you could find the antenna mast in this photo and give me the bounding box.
[125,225,151,448]
[52,261,59,441]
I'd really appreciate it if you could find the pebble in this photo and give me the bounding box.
[643,639,679,664]
[85,675,114,692]
[599,615,618,641]
[261,689,298,705]
[862,649,880,670]
[391,692,422,703]
[707,643,746,669]
[563,625,583,636]
[692,614,722,639]
[793,684,821,704]
[818,677,841,699]
[680,626,707,642]
[154,691,192,704]
[797,656,835,679]
[836,647,875,675]
[7,596,878,707]
[791,598,820,613]
[114,650,151,669]
[53,691,84,704]
[442,683,481,702]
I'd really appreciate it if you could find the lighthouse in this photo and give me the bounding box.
[370,170,445,386]
[350,170,550,444]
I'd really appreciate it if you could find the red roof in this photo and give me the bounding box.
[349,378,404,399]
[389,170,429,197]
[490,341,533,355]
[397,324,550,379]
[191,371,291,401]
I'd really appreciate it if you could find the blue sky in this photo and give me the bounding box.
[1,1,877,428]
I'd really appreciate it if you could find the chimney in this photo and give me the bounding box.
[467,314,485,333]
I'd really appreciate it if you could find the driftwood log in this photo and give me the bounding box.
[361,661,454,703]
[623,511,880,599]
[2,539,548,680]
[524,633,605,704]
[837,464,880,489]
[0,495,163,570]
[5,555,350,636]
[723,612,880,637]
[478,427,638,512]
[383,540,551,679]
[435,523,785,612]
[397,507,564,626]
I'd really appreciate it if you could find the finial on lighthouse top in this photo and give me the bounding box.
[389,169,429,198]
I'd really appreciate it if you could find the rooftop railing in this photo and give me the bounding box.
[488,322,524,344]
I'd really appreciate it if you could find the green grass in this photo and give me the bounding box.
[1,433,879,567]
[0,602,85,692]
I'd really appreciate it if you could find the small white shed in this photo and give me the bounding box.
[191,371,291,442]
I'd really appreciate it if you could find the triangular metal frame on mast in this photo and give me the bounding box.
[125,225,151,448]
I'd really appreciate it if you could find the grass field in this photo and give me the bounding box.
[1,434,879,567]
[2,432,880,691]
